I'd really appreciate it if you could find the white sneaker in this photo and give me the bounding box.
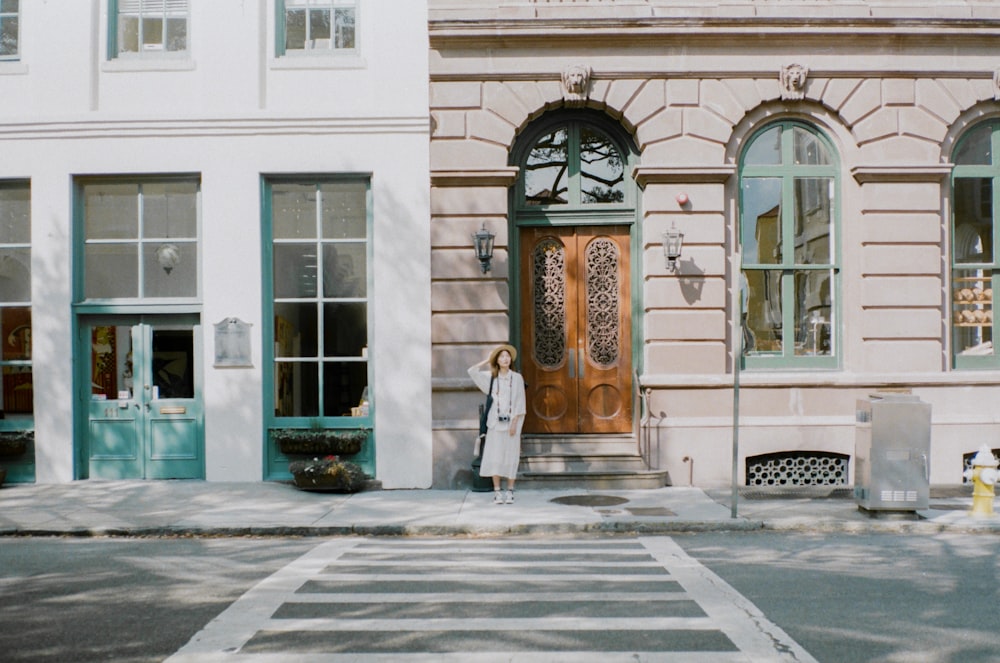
[493,490,504,504]
[505,490,514,504]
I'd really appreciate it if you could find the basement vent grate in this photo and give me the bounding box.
[961,448,1000,484]
[746,451,849,487]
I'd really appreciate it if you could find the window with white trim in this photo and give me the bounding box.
[0,1,19,61]
[110,0,189,58]
[277,0,357,56]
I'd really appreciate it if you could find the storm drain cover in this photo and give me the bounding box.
[550,495,629,507]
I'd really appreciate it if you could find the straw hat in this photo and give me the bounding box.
[489,344,517,368]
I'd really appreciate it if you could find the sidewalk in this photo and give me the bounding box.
[0,481,998,537]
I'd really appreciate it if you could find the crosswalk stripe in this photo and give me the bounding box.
[166,536,816,662]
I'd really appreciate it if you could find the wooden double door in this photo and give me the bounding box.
[519,225,633,435]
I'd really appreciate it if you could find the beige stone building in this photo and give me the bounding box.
[428,0,1000,491]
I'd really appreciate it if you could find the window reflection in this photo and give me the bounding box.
[524,128,569,205]
[580,127,624,203]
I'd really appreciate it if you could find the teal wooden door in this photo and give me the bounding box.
[86,321,203,479]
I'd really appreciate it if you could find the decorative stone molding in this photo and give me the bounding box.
[780,63,809,101]
[632,166,736,188]
[431,168,520,187]
[562,64,592,107]
[851,165,953,184]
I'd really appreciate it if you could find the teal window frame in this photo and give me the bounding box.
[261,175,373,425]
[107,0,190,60]
[738,120,840,369]
[73,176,201,306]
[0,1,19,61]
[275,0,358,58]
[951,121,1000,369]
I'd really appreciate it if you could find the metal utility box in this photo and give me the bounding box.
[854,393,931,512]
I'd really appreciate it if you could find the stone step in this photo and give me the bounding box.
[519,453,651,473]
[520,435,639,456]
[516,468,672,490]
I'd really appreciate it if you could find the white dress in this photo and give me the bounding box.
[468,364,526,479]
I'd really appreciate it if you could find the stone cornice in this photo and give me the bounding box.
[633,166,736,188]
[851,165,953,184]
[430,18,1000,49]
[431,168,520,187]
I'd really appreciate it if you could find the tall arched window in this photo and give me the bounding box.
[952,121,1000,368]
[739,121,839,368]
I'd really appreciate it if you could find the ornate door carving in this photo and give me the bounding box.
[520,225,633,434]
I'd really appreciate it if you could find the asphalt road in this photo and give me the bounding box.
[1,533,998,662]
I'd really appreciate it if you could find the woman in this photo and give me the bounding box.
[468,344,526,504]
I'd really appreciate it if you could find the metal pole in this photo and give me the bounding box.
[731,255,742,519]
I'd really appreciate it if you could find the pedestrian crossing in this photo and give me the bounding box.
[167,536,816,662]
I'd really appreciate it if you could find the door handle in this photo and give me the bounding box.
[578,348,585,378]
[568,349,575,378]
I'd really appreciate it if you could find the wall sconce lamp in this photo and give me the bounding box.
[472,223,496,274]
[662,223,684,272]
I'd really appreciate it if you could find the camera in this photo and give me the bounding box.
[498,415,510,423]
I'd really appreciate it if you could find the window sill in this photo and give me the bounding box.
[102,58,196,73]
[0,61,28,76]
[270,55,367,71]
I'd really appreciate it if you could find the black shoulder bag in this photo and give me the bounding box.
[478,374,495,442]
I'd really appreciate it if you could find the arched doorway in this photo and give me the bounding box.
[511,111,639,436]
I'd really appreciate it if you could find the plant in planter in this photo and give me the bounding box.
[288,455,367,492]
[274,428,368,456]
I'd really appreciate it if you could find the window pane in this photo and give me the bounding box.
[743,268,782,355]
[742,178,782,264]
[118,16,139,53]
[0,1,19,13]
[0,16,17,57]
[0,184,30,244]
[3,365,32,413]
[151,329,194,399]
[142,17,163,49]
[284,9,306,50]
[580,127,625,204]
[322,243,365,297]
[320,182,366,238]
[524,128,569,205]
[144,181,197,239]
[334,8,355,49]
[323,361,367,417]
[744,126,782,165]
[0,247,30,302]
[793,270,833,356]
[275,360,318,416]
[273,243,318,298]
[323,302,366,357]
[165,17,186,51]
[954,178,993,264]
[85,184,139,240]
[273,184,317,239]
[793,178,832,265]
[1,307,29,360]
[955,124,993,166]
[309,8,331,47]
[144,241,197,297]
[85,244,138,299]
[792,126,830,165]
[274,302,318,357]
[953,270,993,357]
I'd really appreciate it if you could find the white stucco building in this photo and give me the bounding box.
[0,0,432,488]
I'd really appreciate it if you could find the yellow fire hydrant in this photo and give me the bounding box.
[963,445,999,517]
